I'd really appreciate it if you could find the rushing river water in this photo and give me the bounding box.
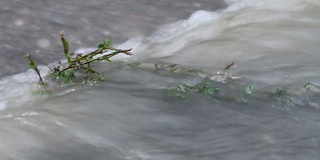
[1,0,320,159]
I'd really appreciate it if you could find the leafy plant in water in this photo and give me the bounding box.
[275,86,288,95]
[24,53,45,85]
[304,82,311,89]
[167,82,220,100]
[245,84,254,94]
[127,62,142,68]
[236,84,256,103]
[155,64,200,74]
[32,89,50,97]
[25,33,132,85]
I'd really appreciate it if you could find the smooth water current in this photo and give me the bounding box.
[1,0,320,159]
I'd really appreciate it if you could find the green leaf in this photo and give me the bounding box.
[60,69,75,80]
[275,86,287,95]
[98,43,105,49]
[199,86,220,94]
[103,38,111,46]
[246,84,253,94]
[127,62,141,68]
[60,33,72,64]
[60,33,69,54]
[28,60,36,69]
[166,82,220,100]
[98,39,112,49]
[24,53,45,85]
[89,69,98,74]
[304,82,311,90]
[32,89,49,96]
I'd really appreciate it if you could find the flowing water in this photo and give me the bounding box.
[1,0,320,159]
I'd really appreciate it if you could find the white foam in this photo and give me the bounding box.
[0,66,49,110]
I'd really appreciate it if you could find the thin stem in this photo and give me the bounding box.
[25,54,45,85]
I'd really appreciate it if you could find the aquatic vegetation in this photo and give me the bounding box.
[154,63,199,74]
[166,82,220,100]
[275,86,288,95]
[235,84,255,103]
[127,62,142,68]
[166,77,320,107]
[304,82,320,93]
[24,53,45,85]
[153,61,238,82]
[24,35,320,107]
[31,89,50,97]
[25,33,132,85]
[245,84,254,94]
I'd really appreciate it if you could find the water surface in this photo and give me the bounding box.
[1,0,320,160]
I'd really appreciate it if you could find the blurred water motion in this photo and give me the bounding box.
[0,0,320,160]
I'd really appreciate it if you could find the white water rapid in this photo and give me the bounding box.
[1,0,320,159]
